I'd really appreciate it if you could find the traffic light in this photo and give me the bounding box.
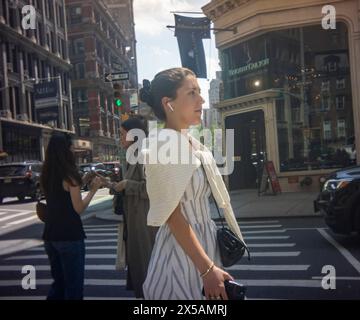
[113,83,123,110]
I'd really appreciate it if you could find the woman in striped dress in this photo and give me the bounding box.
[139,68,245,300]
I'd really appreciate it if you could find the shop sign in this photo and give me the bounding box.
[229,58,270,77]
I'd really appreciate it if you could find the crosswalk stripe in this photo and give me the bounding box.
[7,216,38,225]
[244,236,290,240]
[235,220,279,224]
[0,211,33,223]
[0,265,117,271]
[247,252,300,257]
[247,243,295,248]
[85,239,117,243]
[6,254,117,260]
[28,244,296,251]
[0,279,126,286]
[243,230,286,234]
[84,224,119,228]
[85,233,118,237]
[0,296,137,300]
[237,225,282,229]
[84,228,118,232]
[227,265,310,271]
[234,279,322,288]
[28,246,118,251]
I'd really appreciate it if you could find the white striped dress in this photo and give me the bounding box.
[143,164,222,300]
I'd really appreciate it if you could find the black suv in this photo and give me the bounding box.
[0,161,43,203]
[314,165,360,235]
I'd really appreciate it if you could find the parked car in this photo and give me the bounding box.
[0,161,43,203]
[103,161,121,177]
[314,165,360,235]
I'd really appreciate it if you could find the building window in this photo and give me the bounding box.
[336,78,345,89]
[74,38,85,55]
[69,6,82,24]
[336,95,345,110]
[321,95,331,111]
[321,80,330,92]
[337,119,346,138]
[75,63,85,79]
[323,121,332,140]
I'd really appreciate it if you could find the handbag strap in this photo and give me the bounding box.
[200,162,251,260]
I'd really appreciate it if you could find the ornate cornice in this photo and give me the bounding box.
[203,0,252,21]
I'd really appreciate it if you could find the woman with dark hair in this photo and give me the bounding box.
[99,116,157,298]
[40,132,103,300]
[139,68,245,300]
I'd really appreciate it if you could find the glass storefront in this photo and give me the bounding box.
[1,123,41,162]
[221,22,355,172]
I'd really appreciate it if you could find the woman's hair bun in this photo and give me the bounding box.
[139,79,154,107]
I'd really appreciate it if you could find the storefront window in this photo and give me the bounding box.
[221,22,355,172]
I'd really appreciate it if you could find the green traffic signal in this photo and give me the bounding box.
[115,98,122,107]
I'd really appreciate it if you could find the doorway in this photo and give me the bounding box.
[225,110,266,190]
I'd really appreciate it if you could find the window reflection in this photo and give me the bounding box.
[221,22,355,172]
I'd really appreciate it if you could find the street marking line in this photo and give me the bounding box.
[227,265,310,271]
[28,246,118,251]
[0,265,117,271]
[244,236,290,240]
[286,227,329,231]
[7,216,37,225]
[236,220,280,224]
[247,243,296,248]
[234,279,322,288]
[243,230,286,234]
[0,296,137,300]
[83,228,118,232]
[0,211,33,223]
[0,208,34,212]
[85,239,117,243]
[317,228,360,275]
[312,276,360,280]
[216,225,283,229]
[0,278,126,286]
[249,252,300,257]
[6,254,117,260]
[83,224,120,228]
[85,233,118,237]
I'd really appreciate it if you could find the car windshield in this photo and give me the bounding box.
[0,165,27,177]
[104,164,115,170]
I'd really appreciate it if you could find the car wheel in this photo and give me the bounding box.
[18,196,25,202]
[31,185,42,201]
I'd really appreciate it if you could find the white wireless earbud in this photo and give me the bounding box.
[167,103,174,112]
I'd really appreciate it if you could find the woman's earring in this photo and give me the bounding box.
[167,103,174,112]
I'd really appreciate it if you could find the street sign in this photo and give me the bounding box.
[105,72,129,82]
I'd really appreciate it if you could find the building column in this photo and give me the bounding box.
[0,0,5,24]
[0,41,11,118]
[18,49,28,121]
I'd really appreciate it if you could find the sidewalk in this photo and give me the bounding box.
[91,189,321,222]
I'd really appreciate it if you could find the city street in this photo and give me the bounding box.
[0,211,359,300]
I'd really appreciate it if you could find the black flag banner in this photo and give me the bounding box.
[174,15,211,79]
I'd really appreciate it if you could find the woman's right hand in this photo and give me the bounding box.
[89,176,103,192]
[202,265,233,300]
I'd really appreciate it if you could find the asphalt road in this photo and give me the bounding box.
[0,212,359,300]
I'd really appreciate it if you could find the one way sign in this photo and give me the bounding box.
[105,72,129,82]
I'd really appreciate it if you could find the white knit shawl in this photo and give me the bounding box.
[141,128,244,242]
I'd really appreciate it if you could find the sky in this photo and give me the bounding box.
[133,0,220,109]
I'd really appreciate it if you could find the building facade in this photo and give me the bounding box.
[204,70,222,128]
[203,0,360,192]
[66,0,137,163]
[0,0,73,163]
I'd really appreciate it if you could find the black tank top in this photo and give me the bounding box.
[42,184,86,241]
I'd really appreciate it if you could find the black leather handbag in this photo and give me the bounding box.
[213,198,251,267]
[200,162,250,267]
